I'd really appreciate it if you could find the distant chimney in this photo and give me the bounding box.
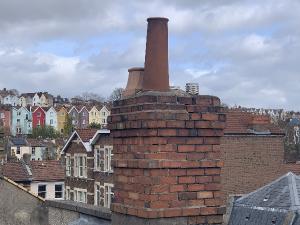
[142,17,169,91]
[123,67,144,97]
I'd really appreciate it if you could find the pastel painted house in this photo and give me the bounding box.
[68,106,79,128]
[78,106,89,129]
[88,106,101,125]
[19,93,35,107]
[45,107,58,130]
[32,107,46,128]
[33,92,54,107]
[99,105,110,128]
[0,105,12,134]
[56,106,68,134]
[11,106,32,136]
[3,94,20,106]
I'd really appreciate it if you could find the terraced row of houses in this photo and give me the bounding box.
[0,104,110,136]
[0,90,55,107]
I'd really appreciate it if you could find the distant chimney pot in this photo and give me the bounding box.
[123,67,144,97]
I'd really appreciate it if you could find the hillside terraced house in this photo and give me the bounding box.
[45,107,57,130]
[32,107,46,128]
[88,106,101,125]
[0,105,12,134]
[56,106,68,134]
[33,92,54,107]
[99,106,110,128]
[3,94,19,106]
[68,106,79,128]
[19,93,35,107]
[8,137,30,159]
[61,129,113,208]
[11,106,32,136]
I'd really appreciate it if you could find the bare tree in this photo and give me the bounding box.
[73,92,105,103]
[109,88,124,102]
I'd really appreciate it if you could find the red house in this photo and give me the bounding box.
[0,105,12,135]
[32,107,46,128]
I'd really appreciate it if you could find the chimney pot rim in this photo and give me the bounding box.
[128,67,144,72]
[147,17,169,22]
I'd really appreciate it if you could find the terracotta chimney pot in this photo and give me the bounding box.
[142,17,170,91]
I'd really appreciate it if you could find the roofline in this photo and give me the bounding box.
[90,129,110,145]
[1,176,45,202]
[33,106,46,114]
[224,133,285,136]
[61,130,82,154]
[68,106,77,114]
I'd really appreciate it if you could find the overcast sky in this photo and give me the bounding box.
[0,0,299,109]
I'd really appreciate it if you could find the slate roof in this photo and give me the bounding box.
[225,110,284,135]
[227,172,300,225]
[10,137,27,146]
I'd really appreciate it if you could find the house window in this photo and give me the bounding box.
[50,119,53,125]
[74,154,87,178]
[17,112,21,116]
[32,147,35,156]
[104,183,114,208]
[0,113,4,119]
[37,120,41,126]
[102,112,106,116]
[16,127,21,134]
[82,119,85,125]
[25,114,28,120]
[74,188,87,203]
[55,184,63,199]
[82,112,85,116]
[38,184,47,198]
[37,112,41,117]
[95,183,104,206]
[66,154,71,176]
[50,112,53,116]
[102,119,106,124]
[16,147,20,154]
[95,146,113,172]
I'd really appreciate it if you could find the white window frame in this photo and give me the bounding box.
[104,183,114,208]
[66,154,71,177]
[74,188,87,203]
[74,153,87,178]
[104,146,113,173]
[94,182,105,206]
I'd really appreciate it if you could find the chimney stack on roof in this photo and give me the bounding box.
[142,17,170,91]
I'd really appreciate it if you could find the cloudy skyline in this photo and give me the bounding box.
[0,0,299,109]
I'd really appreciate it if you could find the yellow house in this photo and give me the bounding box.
[99,105,110,127]
[88,106,101,125]
[55,106,68,133]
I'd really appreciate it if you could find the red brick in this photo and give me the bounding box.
[187,184,205,191]
[197,191,213,199]
[178,145,195,152]
[170,185,186,193]
[179,176,195,184]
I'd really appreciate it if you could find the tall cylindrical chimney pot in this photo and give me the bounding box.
[142,17,169,91]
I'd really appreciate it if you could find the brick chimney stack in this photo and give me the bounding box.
[142,17,169,91]
[109,18,226,225]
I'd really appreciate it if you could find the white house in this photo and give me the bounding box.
[8,137,30,159]
[45,107,58,130]
[99,105,110,127]
[3,94,19,106]
[1,160,65,200]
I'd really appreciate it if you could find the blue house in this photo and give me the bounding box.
[11,106,32,136]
